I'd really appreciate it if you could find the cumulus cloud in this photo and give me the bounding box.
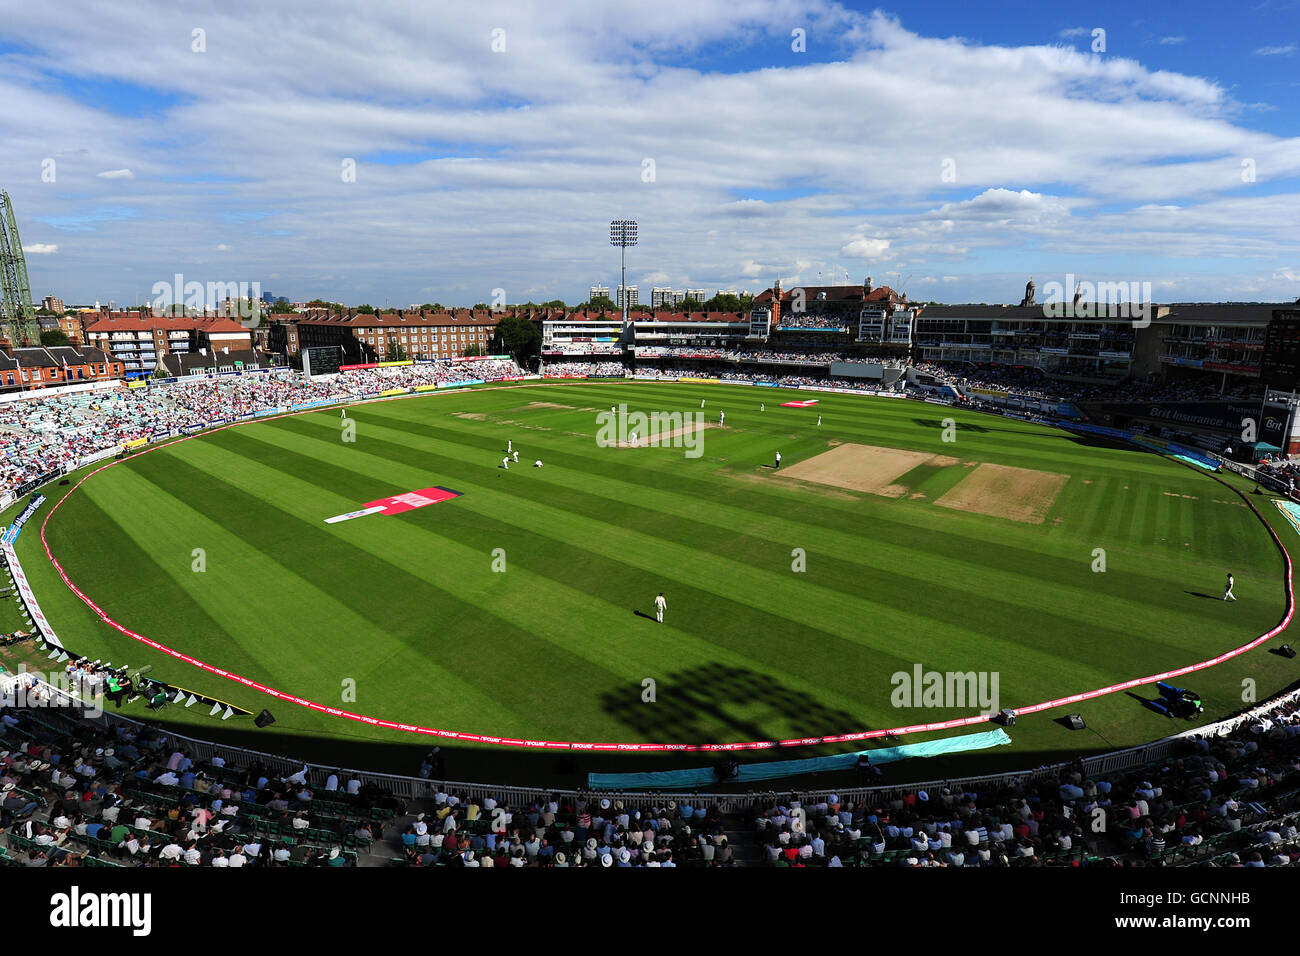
[840,237,892,259]
[0,1,1295,304]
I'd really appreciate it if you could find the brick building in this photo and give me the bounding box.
[0,345,124,392]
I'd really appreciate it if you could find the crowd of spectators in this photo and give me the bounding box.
[774,315,849,330]
[4,672,1298,869]
[539,361,628,377]
[0,700,408,867]
[751,691,1300,868]
[394,790,732,868]
[913,361,1264,408]
[0,359,526,498]
[636,347,902,367]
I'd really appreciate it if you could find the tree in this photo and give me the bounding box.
[585,295,616,312]
[356,304,376,314]
[462,343,486,357]
[471,302,489,311]
[384,339,409,362]
[540,299,566,310]
[490,313,540,365]
[269,299,296,314]
[40,329,70,347]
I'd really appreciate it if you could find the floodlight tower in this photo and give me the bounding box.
[0,191,39,347]
[609,219,637,327]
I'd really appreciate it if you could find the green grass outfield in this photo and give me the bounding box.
[9,380,1299,783]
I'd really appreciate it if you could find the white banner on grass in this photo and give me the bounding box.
[2,542,64,650]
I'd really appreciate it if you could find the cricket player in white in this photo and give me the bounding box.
[502,456,509,470]
[719,410,725,425]
[817,415,822,426]
[654,592,667,623]
[512,450,519,463]
[700,399,705,408]
[775,451,782,469]
[534,460,543,468]
[1224,573,1236,601]
[341,407,347,419]
[507,439,512,453]
[761,403,765,412]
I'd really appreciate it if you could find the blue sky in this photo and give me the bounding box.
[2,0,1298,307]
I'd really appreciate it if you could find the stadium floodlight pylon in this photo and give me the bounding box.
[609,219,637,328]
[0,191,39,347]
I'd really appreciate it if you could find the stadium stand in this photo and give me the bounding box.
[2,671,1296,867]
[0,359,526,500]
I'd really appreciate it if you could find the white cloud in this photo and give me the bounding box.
[22,243,58,254]
[1159,36,1186,45]
[216,244,231,251]
[840,237,892,259]
[1255,44,1297,56]
[0,3,1295,305]
[95,168,135,179]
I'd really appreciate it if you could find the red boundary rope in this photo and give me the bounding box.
[33,381,1296,751]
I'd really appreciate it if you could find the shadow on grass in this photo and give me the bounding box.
[599,661,864,746]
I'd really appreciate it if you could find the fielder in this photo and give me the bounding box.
[817,415,822,426]
[341,408,347,419]
[501,456,509,470]
[654,592,667,624]
[761,403,765,412]
[775,451,782,469]
[1224,573,1236,602]
[719,411,725,425]
[507,439,513,453]
[534,460,543,468]
[512,450,519,463]
[701,399,705,408]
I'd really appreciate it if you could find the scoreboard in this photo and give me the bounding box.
[1261,310,1300,391]
[303,346,344,379]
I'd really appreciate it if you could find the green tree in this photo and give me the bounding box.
[384,339,409,362]
[356,304,376,314]
[462,343,486,357]
[269,300,296,314]
[490,313,540,364]
[40,329,70,347]
[585,295,616,312]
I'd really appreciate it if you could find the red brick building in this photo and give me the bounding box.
[82,311,254,377]
[0,345,124,392]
